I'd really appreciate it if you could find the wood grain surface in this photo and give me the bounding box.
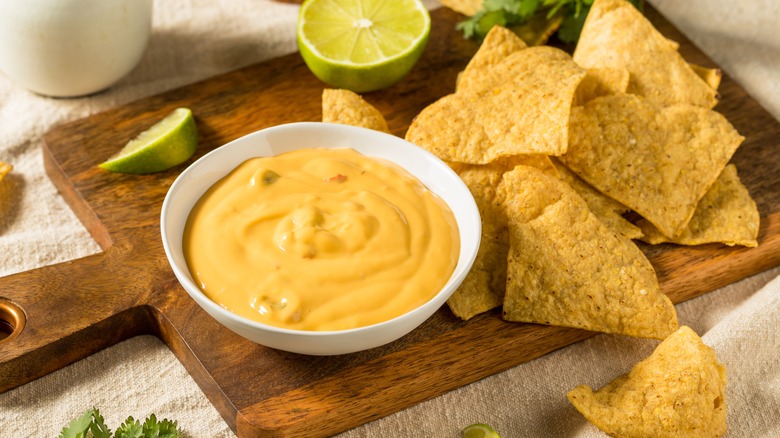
[1,6,778,437]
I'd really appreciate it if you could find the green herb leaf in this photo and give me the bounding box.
[557,3,591,43]
[457,0,644,44]
[155,419,181,438]
[115,416,143,438]
[136,414,181,438]
[518,0,542,18]
[60,409,182,438]
[142,414,161,436]
[457,0,544,41]
[59,409,95,438]
[478,10,509,36]
[90,409,112,438]
[455,17,480,40]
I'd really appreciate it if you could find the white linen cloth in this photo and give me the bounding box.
[1,1,778,436]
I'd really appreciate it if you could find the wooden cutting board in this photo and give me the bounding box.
[1,6,778,437]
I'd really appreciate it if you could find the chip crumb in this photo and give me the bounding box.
[0,161,12,182]
[690,63,723,91]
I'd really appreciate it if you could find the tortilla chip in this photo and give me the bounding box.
[449,154,558,178]
[447,155,558,320]
[456,25,528,92]
[0,161,11,182]
[406,93,487,164]
[552,158,643,240]
[559,93,744,238]
[638,164,759,247]
[500,165,678,339]
[446,161,511,319]
[568,326,727,438]
[512,154,558,178]
[439,0,482,16]
[573,0,718,108]
[573,67,631,106]
[407,47,586,164]
[457,45,578,95]
[322,89,390,133]
[690,63,723,91]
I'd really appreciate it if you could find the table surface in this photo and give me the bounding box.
[1,1,779,437]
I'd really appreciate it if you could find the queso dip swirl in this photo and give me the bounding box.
[183,148,460,331]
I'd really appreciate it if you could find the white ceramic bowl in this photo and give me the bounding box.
[161,122,481,355]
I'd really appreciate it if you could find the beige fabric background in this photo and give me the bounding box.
[1,0,778,436]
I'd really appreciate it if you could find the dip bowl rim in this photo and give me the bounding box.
[160,121,481,355]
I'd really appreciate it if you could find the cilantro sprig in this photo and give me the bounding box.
[58,408,181,438]
[457,0,643,43]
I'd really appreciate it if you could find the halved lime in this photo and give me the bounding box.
[99,107,198,174]
[463,423,502,438]
[297,0,431,93]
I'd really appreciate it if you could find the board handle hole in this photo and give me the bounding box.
[0,298,25,343]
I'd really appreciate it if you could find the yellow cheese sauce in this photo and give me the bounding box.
[183,148,460,331]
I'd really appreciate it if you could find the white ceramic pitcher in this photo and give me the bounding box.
[0,0,153,97]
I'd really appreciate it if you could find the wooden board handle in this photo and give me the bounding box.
[0,246,161,392]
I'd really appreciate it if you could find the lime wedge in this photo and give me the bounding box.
[99,107,198,174]
[463,423,501,438]
[297,0,431,92]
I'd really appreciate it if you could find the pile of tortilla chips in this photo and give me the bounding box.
[411,0,758,332]
[322,1,753,433]
[325,0,759,332]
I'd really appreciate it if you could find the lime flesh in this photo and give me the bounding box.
[297,0,431,92]
[463,423,502,438]
[99,107,198,174]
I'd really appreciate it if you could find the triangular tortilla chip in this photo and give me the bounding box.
[322,89,390,133]
[573,0,718,108]
[457,25,528,93]
[406,46,585,164]
[552,158,643,240]
[447,155,558,320]
[573,67,630,106]
[457,45,578,96]
[500,165,677,339]
[568,326,727,438]
[638,164,759,247]
[559,93,743,238]
[446,161,511,319]
[405,92,489,164]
